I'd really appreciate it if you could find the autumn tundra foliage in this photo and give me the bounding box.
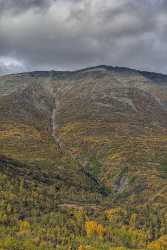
[1,68,167,249]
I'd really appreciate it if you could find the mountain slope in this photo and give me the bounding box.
[1,65,167,249]
[0,65,167,208]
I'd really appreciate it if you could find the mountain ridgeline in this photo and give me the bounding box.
[0,65,167,249]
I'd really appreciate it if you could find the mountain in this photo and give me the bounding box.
[1,65,167,249]
[0,65,167,206]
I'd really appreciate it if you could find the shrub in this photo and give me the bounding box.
[147,235,167,250]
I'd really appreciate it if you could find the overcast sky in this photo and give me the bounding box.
[0,0,167,75]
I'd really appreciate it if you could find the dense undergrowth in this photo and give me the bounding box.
[0,121,167,249]
[0,171,166,250]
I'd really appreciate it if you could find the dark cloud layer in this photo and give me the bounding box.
[0,0,167,74]
[0,0,55,14]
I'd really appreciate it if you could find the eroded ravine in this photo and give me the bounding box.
[51,94,64,152]
[51,88,109,197]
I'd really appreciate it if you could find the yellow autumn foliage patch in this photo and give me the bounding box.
[85,220,105,239]
[78,245,86,250]
[19,220,31,235]
[147,235,167,250]
[60,122,84,137]
[109,247,127,250]
[0,123,41,140]
[105,207,126,223]
[83,136,111,146]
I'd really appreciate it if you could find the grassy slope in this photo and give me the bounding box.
[58,120,167,206]
[0,69,167,249]
[0,70,167,207]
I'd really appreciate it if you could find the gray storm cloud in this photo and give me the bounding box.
[0,0,167,74]
[0,0,56,14]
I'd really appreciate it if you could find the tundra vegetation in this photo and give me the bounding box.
[0,67,167,249]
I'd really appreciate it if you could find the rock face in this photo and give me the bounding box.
[0,65,167,206]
